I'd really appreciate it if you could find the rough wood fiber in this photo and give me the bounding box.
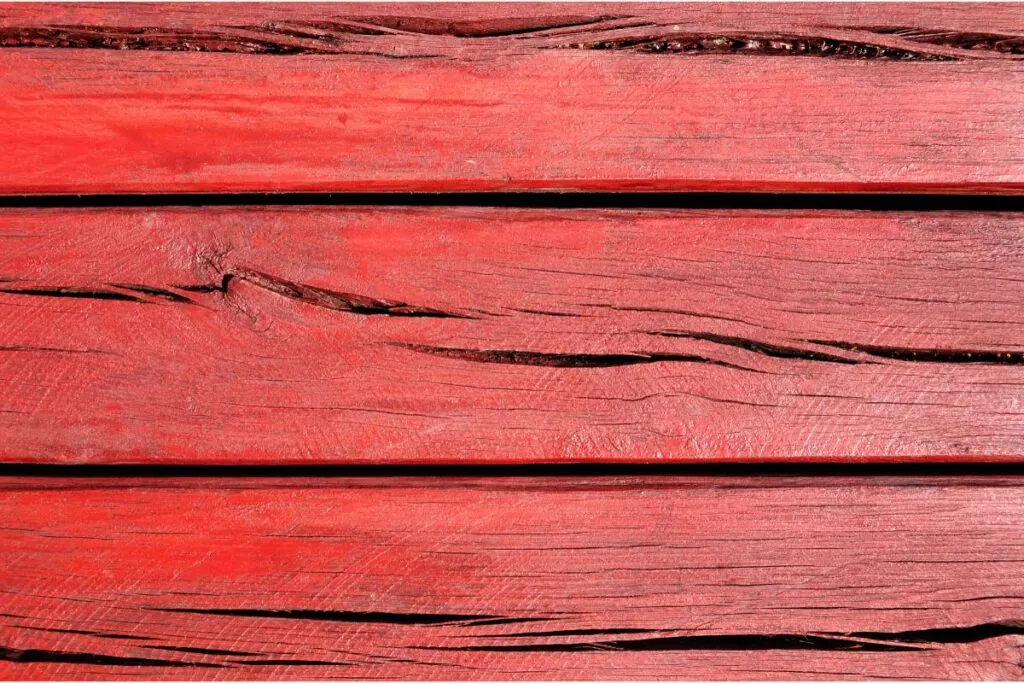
[1,3,1023,193]
[3,6,1023,683]
[2,476,1024,680]
[3,207,1024,464]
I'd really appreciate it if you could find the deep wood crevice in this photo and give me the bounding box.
[1,19,1021,60]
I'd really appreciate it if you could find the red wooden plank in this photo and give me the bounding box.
[1,3,1023,194]
[2,475,1023,679]
[2,206,1024,464]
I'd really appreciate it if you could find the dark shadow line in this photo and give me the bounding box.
[1,192,1023,211]
[2,463,1024,478]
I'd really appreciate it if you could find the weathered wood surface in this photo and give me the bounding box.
[3,6,1024,682]
[2,475,1024,680]
[1,3,1023,194]
[3,206,1024,464]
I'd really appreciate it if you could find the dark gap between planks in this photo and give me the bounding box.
[1,192,1024,211]
[5,463,1024,478]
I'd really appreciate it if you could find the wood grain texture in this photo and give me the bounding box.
[2,206,1024,464]
[4,8,1024,683]
[1,3,1023,194]
[2,475,1024,680]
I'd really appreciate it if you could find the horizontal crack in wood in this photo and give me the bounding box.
[0,645,222,668]
[228,269,474,319]
[856,26,1024,54]
[0,345,105,354]
[807,340,1024,364]
[109,283,196,304]
[0,25,323,54]
[414,632,925,653]
[0,286,144,302]
[391,343,750,370]
[649,331,864,364]
[833,619,1024,644]
[0,16,623,52]
[553,33,958,60]
[443,620,1024,653]
[0,269,471,319]
[468,627,660,638]
[0,22,993,60]
[149,607,549,627]
[248,15,625,39]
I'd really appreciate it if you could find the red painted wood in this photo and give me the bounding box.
[2,475,1024,679]
[3,7,1023,683]
[2,206,1024,464]
[1,4,1023,194]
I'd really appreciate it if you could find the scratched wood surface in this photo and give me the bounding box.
[3,206,1024,464]
[1,3,1024,193]
[2,475,1024,680]
[4,4,1024,681]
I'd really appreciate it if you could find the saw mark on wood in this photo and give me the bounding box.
[20,626,155,641]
